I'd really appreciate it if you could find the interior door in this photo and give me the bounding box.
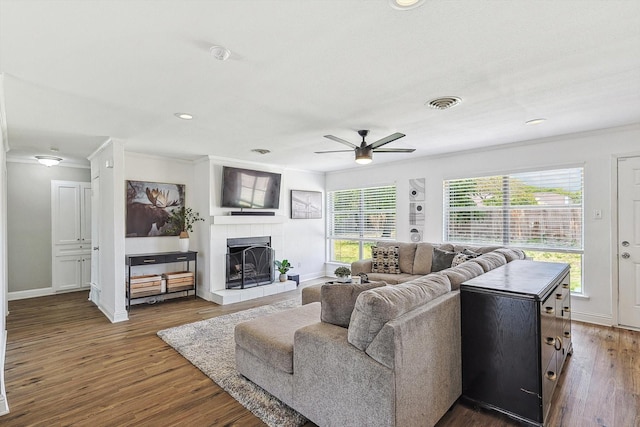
[90,175,100,295]
[618,156,640,329]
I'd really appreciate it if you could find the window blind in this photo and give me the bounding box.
[328,185,396,240]
[443,168,583,251]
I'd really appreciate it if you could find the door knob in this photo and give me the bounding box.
[93,246,99,251]
[622,241,629,247]
[621,253,630,259]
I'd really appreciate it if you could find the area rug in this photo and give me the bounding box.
[157,299,308,427]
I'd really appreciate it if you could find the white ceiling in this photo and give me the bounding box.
[1,0,639,171]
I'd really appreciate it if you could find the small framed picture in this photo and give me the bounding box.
[291,190,322,219]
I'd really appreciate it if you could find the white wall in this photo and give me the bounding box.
[0,72,9,415]
[326,124,640,326]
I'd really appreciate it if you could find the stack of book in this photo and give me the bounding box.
[129,274,163,298]
[165,271,194,292]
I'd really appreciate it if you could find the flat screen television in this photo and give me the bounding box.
[221,166,282,209]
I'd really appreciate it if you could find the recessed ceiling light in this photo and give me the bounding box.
[525,118,547,125]
[389,0,426,10]
[251,149,271,155]
[426,96,462,110]
[174,113,193,120]
[35,155,62,167]
[210,45,231,61]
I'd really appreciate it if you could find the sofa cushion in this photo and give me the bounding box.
[375,241,416,274]
[494,247,526,262]
[363,272,418,285]
[321,282,386,328]
[234,302,321,374]
[470,251,508,272]
[431,247,457,272]
[412,243,434,274]
[347,274,451,351]
[436,261,484,290]
[371,246,400,274]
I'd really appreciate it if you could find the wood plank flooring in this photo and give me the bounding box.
[2,286,639,426]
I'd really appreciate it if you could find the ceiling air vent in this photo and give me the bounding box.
[426,96,462,110]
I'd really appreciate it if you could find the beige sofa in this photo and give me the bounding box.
[234,242,525,426]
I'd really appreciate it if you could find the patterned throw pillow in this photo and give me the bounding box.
[371,246,400,274]
[451,248,480,267]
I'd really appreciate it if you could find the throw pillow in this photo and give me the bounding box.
[371,246,400,274]
[321,281,386,328]
[451,248,480,267]
[431,247,457,272]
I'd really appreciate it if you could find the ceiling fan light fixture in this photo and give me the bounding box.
[174,112,193,120]
[36,155,62,167]
[355,147,373,164]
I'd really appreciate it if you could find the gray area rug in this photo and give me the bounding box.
[157,299,308,427]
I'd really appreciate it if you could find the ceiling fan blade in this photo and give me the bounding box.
[324,135,357,149]
[368,132,406,149]
[373,148,416,153]
[314,149,355,154]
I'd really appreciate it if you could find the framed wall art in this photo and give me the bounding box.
[291,190,322,219]
[126,180,185,237]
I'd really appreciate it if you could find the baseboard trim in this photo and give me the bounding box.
[8,287,55,301]
[572,311,613,327]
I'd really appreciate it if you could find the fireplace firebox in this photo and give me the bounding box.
[226,236,274,289]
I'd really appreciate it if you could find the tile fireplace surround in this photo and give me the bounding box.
[210,216,296,305]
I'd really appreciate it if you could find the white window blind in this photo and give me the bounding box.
[443,168,583,251]
[328,185,396,240]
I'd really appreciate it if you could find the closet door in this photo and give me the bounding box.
[52,181,81,245]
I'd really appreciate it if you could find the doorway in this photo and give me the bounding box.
[618,156,640,329]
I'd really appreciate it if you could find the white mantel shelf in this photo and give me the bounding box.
[211,215,285,225]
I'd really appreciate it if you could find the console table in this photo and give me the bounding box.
[460,260,571,426]
[125,251,197,310]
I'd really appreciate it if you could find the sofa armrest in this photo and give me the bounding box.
[293,322,394,427]
[351,258,372,275]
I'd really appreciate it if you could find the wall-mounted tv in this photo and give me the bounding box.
[221,166,282,209]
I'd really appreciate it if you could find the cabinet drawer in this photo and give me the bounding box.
[542,355,558,420]
[128,255,167,266]
[166,252,196,263]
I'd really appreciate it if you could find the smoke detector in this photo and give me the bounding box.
[426,96,462,110]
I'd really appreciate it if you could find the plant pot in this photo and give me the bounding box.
[337,275,349,283]
[279,273,287,282]
[179,231,189,252]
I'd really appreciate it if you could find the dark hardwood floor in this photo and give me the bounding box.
[2,286,639,426]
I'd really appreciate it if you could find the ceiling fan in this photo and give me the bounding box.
[315,130,415,164]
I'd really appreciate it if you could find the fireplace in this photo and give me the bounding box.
[226,236,274,289]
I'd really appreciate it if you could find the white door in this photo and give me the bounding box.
[52,181,81,245]
[618,156,640,329]
[90,175,100,293]
[53,255,82,291]
[81,183,92,244]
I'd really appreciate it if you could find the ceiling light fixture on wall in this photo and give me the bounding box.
[174,113,193,120]
[389,0,426,11]
[210,45,231,61]
[36,155,62,167]
[251,148,271,154]
[525,118,547,125]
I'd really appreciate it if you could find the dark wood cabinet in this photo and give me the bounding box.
[460,260,572,426]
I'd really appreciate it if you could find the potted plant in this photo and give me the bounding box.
[334,266,351,283]
[275,259,292,282]
[168,207,204,252]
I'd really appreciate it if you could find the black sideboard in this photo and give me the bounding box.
[460,260,572,426]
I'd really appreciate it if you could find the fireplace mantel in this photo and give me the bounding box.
[211,215,285,225]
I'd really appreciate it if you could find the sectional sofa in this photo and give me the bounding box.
[234,241,526,426]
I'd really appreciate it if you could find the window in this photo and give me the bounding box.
[327,185,396,263]
[443,167,584,292]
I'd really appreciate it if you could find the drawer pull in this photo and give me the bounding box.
[564,307,571,313]
[562,283,569,289]
[545,306,554,314]
[564,331,571,338]
[555,337,563,351]
[546,371,557,381]
[176,257,187,260]
[545,337,556,346]
[556,293,563,299]
[143,259,156,263]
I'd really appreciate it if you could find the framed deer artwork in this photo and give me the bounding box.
[126,180,185,237]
